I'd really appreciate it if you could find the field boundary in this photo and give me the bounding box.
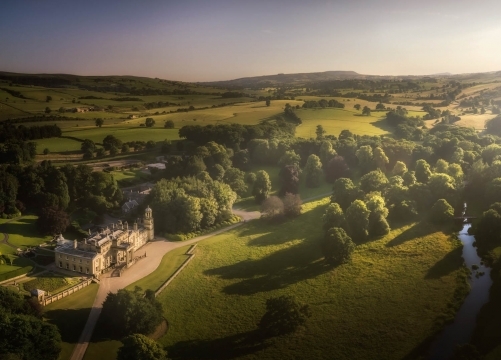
[155,244,197,297]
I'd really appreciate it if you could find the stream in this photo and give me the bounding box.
[429,215,492,359]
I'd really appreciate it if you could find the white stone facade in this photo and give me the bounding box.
[55,207,154,278]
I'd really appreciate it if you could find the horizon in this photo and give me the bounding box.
[1,0,501,82]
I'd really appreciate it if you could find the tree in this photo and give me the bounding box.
[164,120,175,129]
[356,145,373,174]
[258,295,311,336]
[331,178,359,210]
[261,196,284,220]
[360,170,389,193]
[102,135,122,151]
[43,148,50,155]
[37,207,70,235]
[392,161,407,176]
[304,154,323,188]
[223,168,247,197]
[283,193,302,217]
[322,202,346,231]
[325,155,350,183]
[279,164,300,196]
[429,199,454,224]
[366,193,390,236]
[0,312,62,360]
[122,144,130,153]
[315,125,326,140]
[101,287,163,337]
[95,118,104,128]
[265,98,270,106]
[252,170,271,204]
[81,139,96,153]
[354,104,361,111]
[45,106,51,114]
[117,334,167,360]
[345,200,370,243]
[278,150,301,168]
[145,118,156,127]
[319,141,337,165]
[414,159,432,183]
[362,106,371,116]
[46,95,52,102]
[322,227,355,264]
[376,102,385,110]
[96,148,105,157]
[373,147,389,172]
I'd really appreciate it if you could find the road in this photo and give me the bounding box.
[69,209,260,360]
[70,192,330,360]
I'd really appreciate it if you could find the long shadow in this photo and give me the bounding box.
[44,308,93,343]
[167,330,270,360]
[386,222,435,248]
[425,247,463,279]
[204,240,334,295]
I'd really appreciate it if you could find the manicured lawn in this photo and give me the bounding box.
[157,198,466,360]
[0,243,16,255]
[0,215,52,250]
[110,169,151,186]
[22,272,78,293]
[126,245,191,292]
[44,283,99,360]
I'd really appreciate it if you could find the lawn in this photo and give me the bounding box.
[0,215,52,250]
[110,169,151,186]
[156,198,466,360]
[126,245,191,292]
[44,283,99,360]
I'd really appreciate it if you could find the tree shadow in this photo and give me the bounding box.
[204,240,335,295]
[167,330,270,360]
[425,247,463,279]
[44,308,93,343]
[386,222,435,248]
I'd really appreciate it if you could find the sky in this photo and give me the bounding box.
[1,0,500,82]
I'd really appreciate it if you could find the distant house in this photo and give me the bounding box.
[121,199,139,214]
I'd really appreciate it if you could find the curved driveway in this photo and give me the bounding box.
[70,210,260,360]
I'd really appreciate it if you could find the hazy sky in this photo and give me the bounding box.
[1,0,500,81]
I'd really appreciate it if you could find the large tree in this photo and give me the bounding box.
[252,170,272,204]
[117,334,167,360]
[101,287,163,337]
[322,202,346,231]
[304,154,323,188]
[322,227,355,264]
[37,207,70,236]
[345,200,370,243]
[279,164,300,196]
[258,295,311,337]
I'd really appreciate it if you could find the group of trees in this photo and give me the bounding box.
[0,286,61,360]
[0,123,61,143]
[0,161,121,233]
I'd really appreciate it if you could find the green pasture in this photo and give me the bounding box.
[157,198,466,360]
[62,126,179,144]
[295,108,390,138]
[109,169,151,185]
[44,283,99,360]
[126,245,191,292]
[0,215,52,250]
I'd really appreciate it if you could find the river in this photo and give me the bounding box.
[428,221,492,359]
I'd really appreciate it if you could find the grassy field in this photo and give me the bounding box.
[21,272,79,293]
[44,283,99,360]
[126,245,191,292]
[156,198,466,360]
[0,215,52,249]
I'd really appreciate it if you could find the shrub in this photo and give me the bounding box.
[258,295,312,337]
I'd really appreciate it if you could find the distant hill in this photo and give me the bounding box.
[203,70,369,88]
